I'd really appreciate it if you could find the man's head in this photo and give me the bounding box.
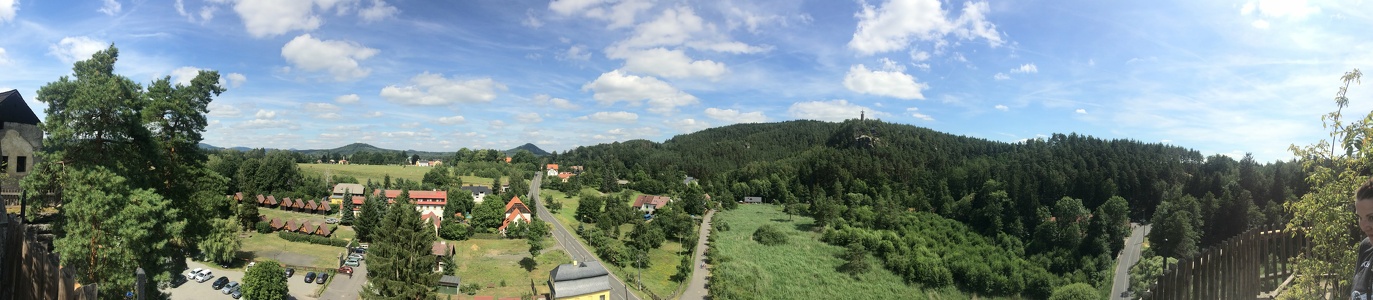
[1356,178,1373,242]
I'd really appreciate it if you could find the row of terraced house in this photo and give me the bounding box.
[231,193,337,214]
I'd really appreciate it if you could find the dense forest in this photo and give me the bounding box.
[554,119,1308,297]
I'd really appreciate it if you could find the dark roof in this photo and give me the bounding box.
[0,90,40,125]
[743,197,763,203]
[438,275,461,286]
[460,185,492,195]
[550,261,611,298]
[550,261,609,282]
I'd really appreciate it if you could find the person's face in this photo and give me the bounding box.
[1357,199,1373,241]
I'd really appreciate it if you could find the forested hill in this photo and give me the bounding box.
[504,143,550,157]
[556,118,1306,297]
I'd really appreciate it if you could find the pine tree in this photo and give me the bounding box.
[362,189,439,299]
[340,191,356,225]
[356,193,386,242]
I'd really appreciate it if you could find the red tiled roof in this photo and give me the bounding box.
[372,189,447,206]
[546,164,559,171]
[498,211,531,232]
[504,196,527,212]
[632,194,672,209]
[558,172,573,179]
[351,196,366,207]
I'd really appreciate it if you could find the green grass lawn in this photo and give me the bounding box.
[256,208,356,241]
[239,232,348,270]
[541,187,688,299]
[711,204,971,299]
[298,163,508,187]
[446,237,570,299]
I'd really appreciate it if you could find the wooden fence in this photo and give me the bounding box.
[0,213,98,300]
[1137,223,1309,300]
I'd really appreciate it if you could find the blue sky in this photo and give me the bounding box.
[0,0,1370,161]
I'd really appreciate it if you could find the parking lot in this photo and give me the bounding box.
[167,259,335,300]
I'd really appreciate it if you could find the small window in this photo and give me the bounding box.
[600,296,605,300]
[16,156,26,173]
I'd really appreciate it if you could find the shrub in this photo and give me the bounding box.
[278,231,349,247]
[255,221,272,234]
[752,224,787,246]
[462,283,481,295]
[1047,283,1097,300]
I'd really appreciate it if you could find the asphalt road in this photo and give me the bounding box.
[678,209,714,300]
[1111,224,1151,300]
[530,173,641,300]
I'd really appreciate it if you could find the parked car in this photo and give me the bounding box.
[338,266,353,275]
[344,258,361,267]
[285,268,294,278]
[324,218,340,224]
[169,275,188,288]
[222,282,239,294]
[231,290,242,299]
[212,277,229,290]
[316,273,328,284]
[348,253,364,260]
[304,272,317,283]
[195,273,213,283]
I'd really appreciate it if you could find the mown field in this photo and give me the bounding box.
[298,163,507,187]
[541,187,687,299]
[710,204,971,299]
[445,237,570,299]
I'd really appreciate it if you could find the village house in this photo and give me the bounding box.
[498,196,532,235]
[0,90,43,202]
[742,197,763,204]
[363,189,449,217]
[548,261,611,300]
[545,164,560,177]
[432,241,455,273]
[632,194,672,214]
[460,185,493,204]
[330,183,365,206]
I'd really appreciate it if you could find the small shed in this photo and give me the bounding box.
[437,275,461,294]
[743,197,763,204]
[284,220,299,232]
[299,221,315,233]
[315,225,334,237]
[269,218,284,230]
[318,200,332,214]
[304,200,318,212]
[280,198,294,210]
[266,195,278,207]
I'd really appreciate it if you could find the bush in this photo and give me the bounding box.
[255,221,272,234]
[1047,283,1097,300]
[752,224,787,246]
[278,231,349,247]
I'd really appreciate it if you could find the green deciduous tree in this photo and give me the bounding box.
[838,241,870,278]
[362,189,439,299]
[1047,283,1097,300]
[576,191,604,223]
[1285,69,1366,298]
[472,196,507,230]
[200,217,241,265]
[243,261,288,300]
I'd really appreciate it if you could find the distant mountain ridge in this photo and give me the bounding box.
[198,142,549,158]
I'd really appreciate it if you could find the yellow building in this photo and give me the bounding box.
[548,261,611,300]
[329,183,364,206]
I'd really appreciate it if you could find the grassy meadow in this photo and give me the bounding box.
[446,237,570,299]
[710,204,971,299]
[298,163,508,187]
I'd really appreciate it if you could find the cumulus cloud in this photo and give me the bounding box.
[843,64,928,100]
[233,0,323,38]
[576,111,639,123]
[335,94,360,104]
[255,109,278,119]
[703,108,766,123]
[515,112,544,123]
[532,94,579,110]
[280,34,379,81]
[358,0,398,22]
[906,107,934,121]
[169,66,204,86]
[208,102,243,118]
[993,73,1009,80]
[175,0,221,23]
[0,48,11,65]
[1251,19,1270,29]
[788,100,879,122]
[849,0,1003,55]
[99,0,122,15]
[582,70,699,114]
[380,72,508,105]
[226,73,247,88]
[549,0,651,29]
[436,115,466,125]
[238,119,296,129]
[302,103,341,119]
[613,47,726,80]
[0,0,16,23]
[664,118,711,133]
[559,45,592,61]
[994,104,1008,111]
[1011,63,1038,73]
[49,36,107,63]
[1075,108,1087,114]
[523,8,544,28]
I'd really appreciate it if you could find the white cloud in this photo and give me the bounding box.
[366,111,383,117]
[169,66,204,86]
[358,0,398,22]
[843,64,928,100]
[0,0,16,23]
[909,49,931,61]
[380,72,508,105]
[1011,63,1038,73]
[335,94,360,104]
[613,48,726,80]
[302,102,340,113]
[559,45,592,61]
[489,120,507,130]
[99,0,122,16]
[1075,108,1087,114]
[523,9,544,28]
[906,107,934,121]
[533,94,579,110]
[238,119,296,129]
[703,108,767,123]
[49,36,107,63]
[993,73,1010,80]
[994,104,1009,111]
[436,115,466,125]
[615,6,702,49]
[316,113,343,120]
[233,0,323,38]
[175,0,220,23]
[399,122,421,128]
[1241,0,1320,19]
[582,70,699,114]
[664,118,711,133]
[849,0,1003,55]
[226,73,247,88]
[280,34,379,81]
[788,100,878,122]
[515,112,544,123]
[1251,19,1270,29]
[575,111,639,123]
[208,102,243,118]
[255,109,278,119]
[0,48,12,65]
[549,0,651,29]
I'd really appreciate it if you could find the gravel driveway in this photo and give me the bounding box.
[167,259,328,300]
